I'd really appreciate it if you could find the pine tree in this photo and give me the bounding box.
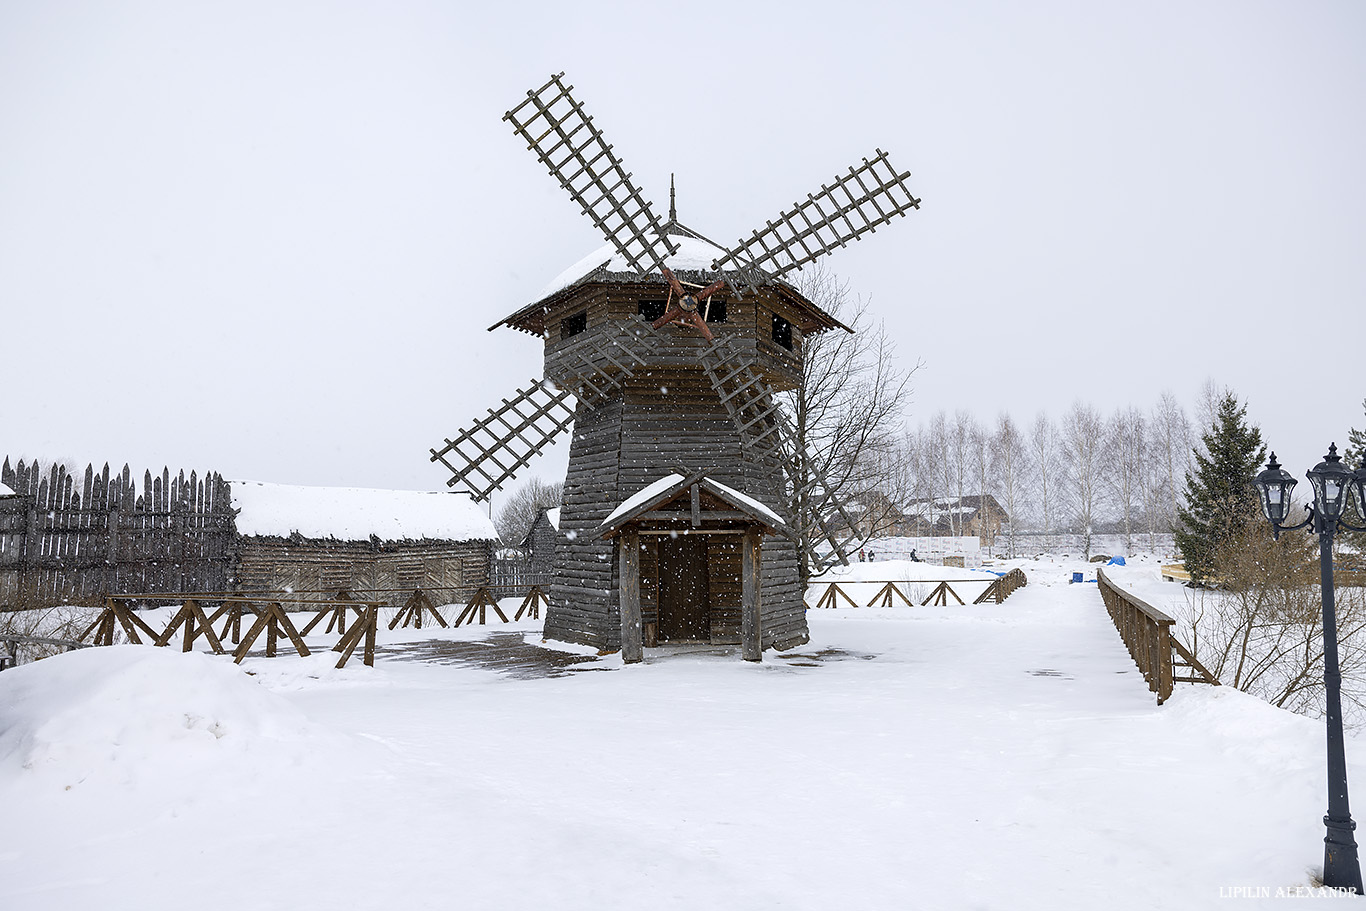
[1175,392,1266,583]
[1344,399,1366,551]
[1346,399,1366,469]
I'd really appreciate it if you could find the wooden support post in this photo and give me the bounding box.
[363,605,377,667]
[619,528,643,664]
[741,527,762,662]
[182,599,198,652]
[266,604,279,657]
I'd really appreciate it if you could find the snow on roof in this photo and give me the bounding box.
[545,507,560,530]
[599,472,785,530]
[703,477,785,527]
[601,473,685,528]
[0,482,14,496]
[230,481,498,542]
[537,235,731,300]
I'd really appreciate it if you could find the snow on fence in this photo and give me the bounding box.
[1096,566,1218,704]
[808,569,1028,609]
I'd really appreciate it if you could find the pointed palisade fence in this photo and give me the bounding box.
[1,458,236,609]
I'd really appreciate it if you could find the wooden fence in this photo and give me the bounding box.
[1,459,236,609]
[810,569,1029,609]
[1096,566,1218,704]
[80,593,383,668]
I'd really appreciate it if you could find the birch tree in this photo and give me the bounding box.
[1030,412,1062,550]
[1061,401,1105,559]
[993,413,1028,557]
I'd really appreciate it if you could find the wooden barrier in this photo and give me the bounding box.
[513,585,549,621]
[812,571,1030,610]
[0,633,91,670]
[1096,567,1218,704]
[922,581,964,606]
[78,593,383,668]
[389,589,447,630]
[867,581,915,607]
[813,582,859,609]
[453,587,509,627]
[973,568,1028,604]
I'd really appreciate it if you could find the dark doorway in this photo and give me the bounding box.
[657,535,710,641]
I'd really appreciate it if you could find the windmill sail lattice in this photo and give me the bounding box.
[701,336,860,571]
[504,72,679,275]
[711,150,920,279]
[430,380,576,501]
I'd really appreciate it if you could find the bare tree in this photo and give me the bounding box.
[967,417,994,552]
[993,413,1028,558]
[494,476,563,546]
[1061,401,1105,559]
[1151,390,1191,535]
[1106,405,1147,555]
[783,264,919,579]
[1030,412,1062,551]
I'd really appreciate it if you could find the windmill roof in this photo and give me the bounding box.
[488,222,851,337]
[229,481,498,543]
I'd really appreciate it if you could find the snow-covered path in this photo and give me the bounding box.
[0,564,1352,909]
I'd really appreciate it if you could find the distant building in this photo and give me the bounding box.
[521,506,560,577]
[229,481,499,608]
[899,495,1009,543]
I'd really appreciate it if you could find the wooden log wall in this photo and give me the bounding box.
[543,374,810,652]
[0,459,236,609]
[234,538,490,610]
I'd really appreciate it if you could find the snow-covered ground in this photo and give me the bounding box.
[1,559,1357,908]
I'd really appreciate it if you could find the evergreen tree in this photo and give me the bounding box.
[1344,399,1366,551]
[1346,398,1366,469]
[1175,392,1266,583]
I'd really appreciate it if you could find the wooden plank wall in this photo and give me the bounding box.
[543,373,811,652]
[0,458,237,609]
[235,539,490,609]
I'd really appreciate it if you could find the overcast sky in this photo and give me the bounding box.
[3,1,1363,510]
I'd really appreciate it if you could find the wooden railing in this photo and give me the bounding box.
[77,593,383,668]
[0,633,91,670]
[1097,567,1218,704]
[810,569,1028,609]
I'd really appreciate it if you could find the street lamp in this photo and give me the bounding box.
[1255,443,1366,894]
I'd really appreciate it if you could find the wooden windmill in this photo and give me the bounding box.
[431,73,920,659]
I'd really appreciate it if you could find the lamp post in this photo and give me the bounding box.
[1255,443,1366,894]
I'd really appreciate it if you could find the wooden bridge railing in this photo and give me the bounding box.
[1096,566,1219,704]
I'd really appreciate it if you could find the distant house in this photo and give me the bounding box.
[521,506,560,576]
[229,481,499,608]
[900,495,1009,543]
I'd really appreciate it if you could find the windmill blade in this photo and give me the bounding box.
[430,379,577,501]
[700,336,860,570]
[504,72,678,273]
[711,150,920,279]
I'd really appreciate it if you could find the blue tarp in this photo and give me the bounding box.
[1107,556,1127,566]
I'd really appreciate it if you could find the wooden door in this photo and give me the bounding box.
[657,535,710,642]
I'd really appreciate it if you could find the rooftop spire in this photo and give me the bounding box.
[669,173,676,222]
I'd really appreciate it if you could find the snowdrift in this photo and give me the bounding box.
[0,646,358,791]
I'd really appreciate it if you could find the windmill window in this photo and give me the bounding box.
[702,300,727,323]
[771,313,793,350]
[638,300,666,322]
[561,310,587,339]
